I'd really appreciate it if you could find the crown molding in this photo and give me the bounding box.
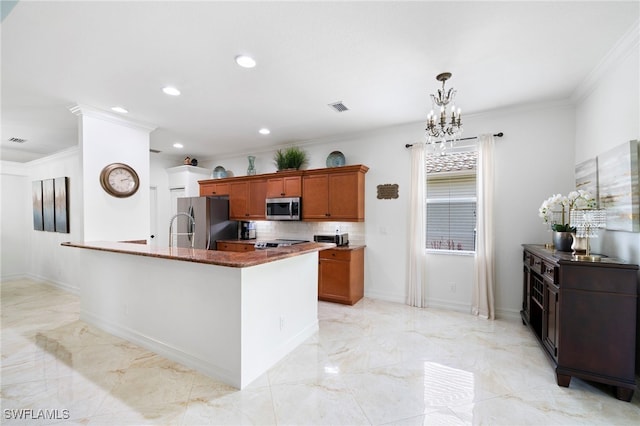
[26,145,80,168]
[571,19,639,104]
[68,103,157,133]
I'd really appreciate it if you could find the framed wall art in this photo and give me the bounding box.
[597,140,639,232]
[54,176,69,233]
[32,180,44,231]
[32,176,70,233]
[42,178,55,232]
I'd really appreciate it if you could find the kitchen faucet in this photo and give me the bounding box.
[169,212,195,248]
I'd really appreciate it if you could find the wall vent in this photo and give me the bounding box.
[9,137,27,143]
[149,149,162,154]
[329,101,349,112]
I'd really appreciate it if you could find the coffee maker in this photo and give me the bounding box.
[240,221,256,240]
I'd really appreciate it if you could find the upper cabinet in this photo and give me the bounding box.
[302,165,368,221]
[229,179,267,220]
[266,175,302,198]
[198,164,368,222]
[199,181,230,197]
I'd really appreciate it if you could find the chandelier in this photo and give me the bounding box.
[425,72,463,146]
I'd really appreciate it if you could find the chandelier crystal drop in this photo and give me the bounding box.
[425,72,463,149]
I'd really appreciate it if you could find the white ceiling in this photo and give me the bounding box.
[2,1,638,163]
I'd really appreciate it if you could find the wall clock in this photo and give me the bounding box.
[99,163,140,198]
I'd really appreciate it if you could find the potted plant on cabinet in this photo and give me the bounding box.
[539,190,596,251]
[273,146,308,171]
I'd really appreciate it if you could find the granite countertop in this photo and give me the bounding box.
[216,239,366,251]
[62,241,336,268]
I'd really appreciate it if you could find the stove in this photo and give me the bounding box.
[254,239,309,249]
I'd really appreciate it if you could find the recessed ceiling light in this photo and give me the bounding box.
[163,86,181,96]
[173,143,184,149]
[235,55,256,68]
[111,106,128,114]
[259,128,271,135]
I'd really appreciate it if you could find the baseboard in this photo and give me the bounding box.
[364,289,405,304]
[26,273,79,295]
[80,309,240,387]
[1,273,28,282]
[495,307,521,322]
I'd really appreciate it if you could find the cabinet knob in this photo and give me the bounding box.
[281,192,285,196]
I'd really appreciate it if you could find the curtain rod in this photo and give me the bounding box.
[405,132,504,148]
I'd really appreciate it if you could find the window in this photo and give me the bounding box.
[426,150,477,252]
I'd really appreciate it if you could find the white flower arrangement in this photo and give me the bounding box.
[539,190,597,231]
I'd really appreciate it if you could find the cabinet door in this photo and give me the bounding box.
[229,181,248,220]
[247,179,267,219]
[328,172,361,220]
[302,174,329,219]
[200,182,229,196]
[319,258,350,301]
[544,282,559,361]
[266,176,302,198]
[522,265,531,323]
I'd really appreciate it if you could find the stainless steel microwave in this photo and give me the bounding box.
[265,197,301,221]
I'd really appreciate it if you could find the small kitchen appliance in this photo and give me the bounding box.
[240,221,256,240]
[265,197,301,221]
[313,233,349,246]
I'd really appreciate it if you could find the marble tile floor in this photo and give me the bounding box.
[1,278,639,425]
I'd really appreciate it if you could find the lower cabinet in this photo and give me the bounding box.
[216,241,255,252]
[318,247,364,305]
[521,244,638,401]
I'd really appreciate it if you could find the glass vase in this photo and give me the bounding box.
[247,155,256,175]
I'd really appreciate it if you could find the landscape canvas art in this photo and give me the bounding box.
[597,140,640,232]
[54,177,69,233]
[42,179,55,232]
[575,157,598,206]
[32,180,43,231]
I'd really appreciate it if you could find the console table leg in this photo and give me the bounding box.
[615,387,634,402]
[556,372,571,387]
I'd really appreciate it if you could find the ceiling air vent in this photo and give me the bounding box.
[149,149,162,154]
[329,101,349,112]
[9,137,27,143]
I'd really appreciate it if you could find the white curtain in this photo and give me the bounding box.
[407,142,427,307]
[472,134,496,319]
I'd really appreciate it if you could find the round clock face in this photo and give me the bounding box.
[100,163,140,197]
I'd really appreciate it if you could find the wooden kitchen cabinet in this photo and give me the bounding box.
[521,244,638,401]
[318,246,365,305]
[266,175,302,198]
[302,165,368,221]
[198,164,368,222]
[229,179,267,220]
[216,241,255,252]
[199,182,230,197]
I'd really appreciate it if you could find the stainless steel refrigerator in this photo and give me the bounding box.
[175,197,237,249]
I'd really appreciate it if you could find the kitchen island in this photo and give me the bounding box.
[62,240,334,389]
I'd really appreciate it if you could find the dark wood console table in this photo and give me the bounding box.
[521,244,638,401]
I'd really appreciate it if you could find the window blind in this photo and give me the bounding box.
[426,174,477,251]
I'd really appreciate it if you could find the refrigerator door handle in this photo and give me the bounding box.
[188,205,194,241]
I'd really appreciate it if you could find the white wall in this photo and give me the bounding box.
[26,148,84,293]
[0,162,29,280]
[574,25,640,263]
[199,103,575,319]
[78,111,153,242]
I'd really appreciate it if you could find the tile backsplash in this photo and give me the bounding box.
[253,221,365,245]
